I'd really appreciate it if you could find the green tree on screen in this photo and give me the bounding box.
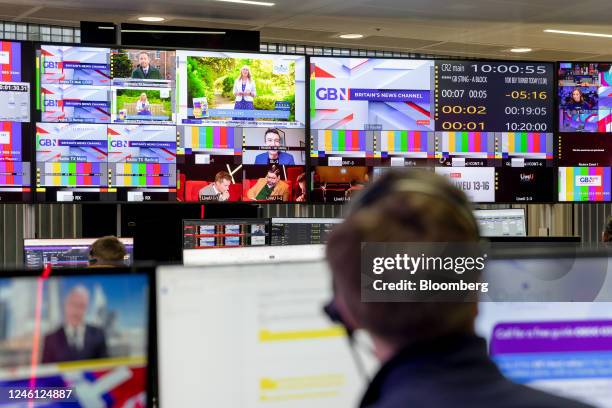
[112,50,133,78]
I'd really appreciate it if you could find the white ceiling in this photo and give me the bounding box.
[3,0,612,60]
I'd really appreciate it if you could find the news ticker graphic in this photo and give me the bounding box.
[360,243,612,302]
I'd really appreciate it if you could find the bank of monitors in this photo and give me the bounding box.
[309,57,555,203]
[24,238,134,269]
[175,51,306,203]
[270,217,341,245]
[0,270,150,406]
[0,41,33,202]
[183,219,268,249]
[557,62,612,202]
[35,45,178,202]
[473,209,526,237]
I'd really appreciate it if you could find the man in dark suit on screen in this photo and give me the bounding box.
[131,51,162,80]
[42,285,108,363]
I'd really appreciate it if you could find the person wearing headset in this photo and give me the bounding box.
[88,236,128,268]
[325,169,590,408]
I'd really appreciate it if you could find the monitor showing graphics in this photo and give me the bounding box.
[35,123,109,202]
[38,45,111,123]
[270,218,342,246]
[477,302,612,407]
[183,219,268,249]
[0,41,30,123]
[176,51,305,128]
[558,166,611,202]
[558,63,611,133]
[24,238,134,269]
[1,41,34,203]
[107,124,177,202]
[0,272,150,407]
[309,57,555,203]
[157,261,367,407]
[473,209,526,237]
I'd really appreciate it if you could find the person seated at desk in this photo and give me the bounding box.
[247,165,289,201]
[199,171,232,202]
[325,169,592,408]
[136,93,151,116]
[41,285,108,363]
[254,128,295,165]
[88,236,128,268]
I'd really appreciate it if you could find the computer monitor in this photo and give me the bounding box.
[182,219,268,249]
[473,209,526,237]
[157,260,369,407]
[270,218,342,246]
[477,250,612,407]
[23,238,134,269]
[183,244,325,266]
[0,269,151,406]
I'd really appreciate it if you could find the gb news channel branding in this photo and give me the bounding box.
[360,243,612,302]
[576,175,602,187]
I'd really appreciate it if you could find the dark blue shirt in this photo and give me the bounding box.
[360,334,593,408]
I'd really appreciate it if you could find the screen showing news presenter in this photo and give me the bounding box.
[0,274,149,407]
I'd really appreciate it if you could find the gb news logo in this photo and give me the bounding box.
[576,175,602,187]
[316,87,349,101]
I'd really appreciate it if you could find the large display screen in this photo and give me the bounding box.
[309,57,555,203]
[0,41,33,203]
[176,51,305,128]
[0,273,150,407]
[175,51,306,203]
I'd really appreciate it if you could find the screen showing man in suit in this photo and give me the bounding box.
[42,285,108,363]
[132,51,162,80]
[0,274,149,406]
[199,171,232,202]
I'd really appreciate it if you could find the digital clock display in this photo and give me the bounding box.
[435,61,554,132]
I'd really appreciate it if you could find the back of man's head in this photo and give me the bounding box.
[89,236,127,267]
[326,169,481,350]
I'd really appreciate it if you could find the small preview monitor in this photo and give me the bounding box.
[0,270,150,406]
[270,217,342,246]
[182,219,268,249]
[473,209,526,237]
[24,238,134,269]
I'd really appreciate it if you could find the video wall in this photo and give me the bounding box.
[309,58,555,203]
[4,38,612,203]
